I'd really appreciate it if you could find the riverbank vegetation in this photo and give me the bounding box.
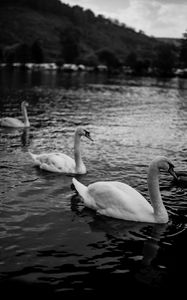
[0,0,186,77]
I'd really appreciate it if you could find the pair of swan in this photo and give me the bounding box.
[0,101,30,128]
[30,128,177,223]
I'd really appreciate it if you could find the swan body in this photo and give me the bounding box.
[29,127,93,174]
[29,152,78,173]
[72,156,177,223]
[0,101,30,128]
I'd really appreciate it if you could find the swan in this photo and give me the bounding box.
[29,127,93,174]
[72,156,178,223]
[0,101,30,128]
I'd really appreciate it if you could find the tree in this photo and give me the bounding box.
[60,26,81,63]
[152,43,177,76]
[31,40,44,63]
[125,51,137,70]
[16,43,30,64]
[179,30,187,68]
[96,48,120,69]
[0,47,3,62]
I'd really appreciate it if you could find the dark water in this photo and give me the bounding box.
[0,68,187,297]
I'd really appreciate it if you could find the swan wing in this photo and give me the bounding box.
[87,181,154,222]
[30,152,76,173]
[0,117,24,127]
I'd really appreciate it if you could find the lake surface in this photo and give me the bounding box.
[0,68,187,297]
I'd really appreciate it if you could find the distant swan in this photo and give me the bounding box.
[0,101,30,128]
[72,156,178,223]
[29,127,93,174]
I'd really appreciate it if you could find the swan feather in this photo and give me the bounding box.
[29,152,77,173]
[0,117,25,128]
[29,127,92,174]
[73,179,153,222]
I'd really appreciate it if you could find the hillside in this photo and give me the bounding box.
[0,0,165,65]
[156,37,181,47]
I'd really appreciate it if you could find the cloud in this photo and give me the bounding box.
[63,0,187,37]
[102,0,187,37]
[151,0,187,4]
[63,0,130,13]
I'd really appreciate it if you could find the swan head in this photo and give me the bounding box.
[76,127,93,141]
[21,101,29,108]
[152,156,178,180]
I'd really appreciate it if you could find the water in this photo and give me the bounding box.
[0,68,187,297]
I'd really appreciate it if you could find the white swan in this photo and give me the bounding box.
[72,156,177,223]
[29,127,93,174]
[0,101,30,128]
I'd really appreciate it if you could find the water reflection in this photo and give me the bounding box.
[21,128,30,149]
[0,127,31,152]
[70,191,186,292]
[1,70,187,295]
[0,68,109,90]
[135,224,168,289]
[71,193,168,240]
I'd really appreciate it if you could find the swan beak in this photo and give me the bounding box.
[85,130,94,141]
[168,166,178,181]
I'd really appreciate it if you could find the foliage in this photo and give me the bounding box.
[60,26,81,63]
[152,43,178,76]
[96,48,120,69]
[31,40,44,63]
[0,0,182,76]
[179,30,187,68]
[0,0,161,65]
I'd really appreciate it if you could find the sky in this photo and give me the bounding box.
[63,0,187,38]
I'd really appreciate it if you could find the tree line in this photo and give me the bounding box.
[0,0,187,76]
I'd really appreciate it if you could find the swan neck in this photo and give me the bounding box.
[22,105,29,126]
[147,163,168,222]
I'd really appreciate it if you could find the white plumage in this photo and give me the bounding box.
[72,156,177,223]
[0,101,30,128]
[29,127,93,174]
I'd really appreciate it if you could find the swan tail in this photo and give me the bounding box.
[28,152,39,165]
[72,178,97,210]
[72,178,88,201]
[28,151,36,160]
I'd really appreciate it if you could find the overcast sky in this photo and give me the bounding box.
[63,0,187,38]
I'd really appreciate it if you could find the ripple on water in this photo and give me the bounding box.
[1,75,187,294]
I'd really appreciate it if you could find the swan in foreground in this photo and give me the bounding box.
[72,156,178,223]
[29,127,93,173]
[0,101,30,128]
